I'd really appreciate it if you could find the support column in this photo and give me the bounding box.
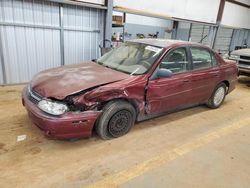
[59,4,65,66]
[104,0,113,47]
[210,0,225,49]
[208,25,218,48]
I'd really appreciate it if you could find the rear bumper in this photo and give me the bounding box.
[22,86,102,139]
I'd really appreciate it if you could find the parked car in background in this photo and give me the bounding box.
[229,48,250,76]
[22,39,238,140]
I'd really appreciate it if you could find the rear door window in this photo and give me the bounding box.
[190,48,213,70]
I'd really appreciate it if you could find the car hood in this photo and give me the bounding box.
[31,62,130,100]
[231,48,250,56]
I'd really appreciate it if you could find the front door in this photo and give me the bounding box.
[146,47,193,114]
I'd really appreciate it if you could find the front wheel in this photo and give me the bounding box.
[95,101,136,140]
[206,83,227,109]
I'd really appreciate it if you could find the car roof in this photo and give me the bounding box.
[128,38,203,48]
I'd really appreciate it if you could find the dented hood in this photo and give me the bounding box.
[31,62,130,100]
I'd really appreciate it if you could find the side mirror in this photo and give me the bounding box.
[157,68,173,78]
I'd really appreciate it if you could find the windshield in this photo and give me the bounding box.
[97,42,164,75]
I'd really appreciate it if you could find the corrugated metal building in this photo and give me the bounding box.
[0,0,105,85]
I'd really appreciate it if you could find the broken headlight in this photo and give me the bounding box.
[38,99,68,116]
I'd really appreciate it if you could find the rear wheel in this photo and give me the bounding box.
[206,83,227,109]
[95,101,136,140]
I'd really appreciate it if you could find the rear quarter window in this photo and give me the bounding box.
[211,51,218,66]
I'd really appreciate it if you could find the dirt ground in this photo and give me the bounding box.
[0,77,250,188]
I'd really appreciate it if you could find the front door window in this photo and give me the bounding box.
[159,47,189,74]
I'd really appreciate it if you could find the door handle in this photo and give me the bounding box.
[183,80,189,83]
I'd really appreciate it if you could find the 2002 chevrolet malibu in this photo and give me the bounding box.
[22,39,238,140]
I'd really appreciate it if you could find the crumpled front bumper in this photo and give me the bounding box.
[22,86,102,139]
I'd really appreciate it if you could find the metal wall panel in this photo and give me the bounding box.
[0,26,61,84]
[190,24,203,42]
[0,0,60,26]
[190,24,210,45]
[176,22,191,41]
[0,0,104,84]
[0,0,61,84]
[214,27,233,54]
[63,5,103,65]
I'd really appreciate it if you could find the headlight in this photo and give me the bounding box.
[38,99,68,115]
[229,54,240,60]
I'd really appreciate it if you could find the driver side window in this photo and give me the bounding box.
[159,48,188,74]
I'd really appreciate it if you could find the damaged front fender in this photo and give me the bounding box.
[68,76,148,120]
[71,87,130,109]
[71,86,145,118]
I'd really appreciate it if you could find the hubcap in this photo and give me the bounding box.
[108,110,132,137]
[213,87,225,106]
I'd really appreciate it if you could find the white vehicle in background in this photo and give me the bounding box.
[229,48,250,76]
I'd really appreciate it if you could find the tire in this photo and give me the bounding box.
[95,100,136,140]
[206,83,227,109]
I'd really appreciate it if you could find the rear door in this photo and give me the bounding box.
[146,47,193,114]
[189,47,221,104]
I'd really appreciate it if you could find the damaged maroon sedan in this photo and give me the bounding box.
[22,39,238,140]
